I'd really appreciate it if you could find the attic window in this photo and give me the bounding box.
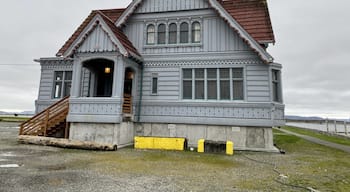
[158,24,166,44]
[192,22,201,43]
[146,24,155,44]
[180,22,189,43]
[168,23,177,44]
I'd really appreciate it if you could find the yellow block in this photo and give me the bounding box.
[134,136,185,151]
[226,141,234,155]
[198,139,205,153]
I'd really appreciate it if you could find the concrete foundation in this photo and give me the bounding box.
[69,122,134,149]
[69,122,278,152]
[135,123,279,152]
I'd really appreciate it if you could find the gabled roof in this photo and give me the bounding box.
[116,0,275,63]
[218,0,275,44]
[56,9,141,59]
[58,0,276,63]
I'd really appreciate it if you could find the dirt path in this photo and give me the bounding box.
[276,128,350,153]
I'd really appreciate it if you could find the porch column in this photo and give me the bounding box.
[112,56,124,97]
[71,59,83,97]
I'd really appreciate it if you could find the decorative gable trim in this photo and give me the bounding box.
[116,0,143,27]
[63,14,128,58]
[208,0,273,63]
[116,0,274,63]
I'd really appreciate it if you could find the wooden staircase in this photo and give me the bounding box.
[122,94,133,114]
[19,96,70,138]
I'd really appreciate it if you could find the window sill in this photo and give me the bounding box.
[144,43,202,49]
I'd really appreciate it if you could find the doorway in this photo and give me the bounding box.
[83,59,114,97]
[123,68,134,114]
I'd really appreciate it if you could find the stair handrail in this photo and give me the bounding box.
[19,96,70,135]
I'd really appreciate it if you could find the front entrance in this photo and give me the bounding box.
[123,68,134,114]
[83,59,114,97]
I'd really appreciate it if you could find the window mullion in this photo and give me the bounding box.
[61,72,66,98]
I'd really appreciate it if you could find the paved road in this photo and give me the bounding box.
[276,128,350,153]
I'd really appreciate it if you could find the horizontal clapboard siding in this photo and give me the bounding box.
[245,65,270,102]
[142,67,180,100]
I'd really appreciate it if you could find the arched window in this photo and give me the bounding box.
[168,23,177,44]
[180,22,189,43]
[158,24,166,44]
[192,22,201,43]
[146,24,155,45]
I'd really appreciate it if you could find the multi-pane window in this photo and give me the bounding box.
[207,69,217,99]
[232,68,244,100]
[180,22,189,43]
[272,69,281,102]
[158,24,166,44]
[182,69,192,99]
[53,71,72,99]
[168,23,177,44]
[182,68,244,100]
[151,74,158,95]
[146,21,201,45]
[146,24,155,44]
[192,22,201,43]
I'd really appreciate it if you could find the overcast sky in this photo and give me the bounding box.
[0,0,349,119]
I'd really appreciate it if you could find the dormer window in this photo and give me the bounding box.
[158,24,166,44]
[146,24,155,44]
[180,22,189,43]
[192,22,201,43]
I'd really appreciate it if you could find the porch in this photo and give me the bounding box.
[68,56,139,124]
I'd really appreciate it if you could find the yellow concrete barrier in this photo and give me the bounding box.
[198,139,205,153]
[226,141,234,156]
[134,136,186,151]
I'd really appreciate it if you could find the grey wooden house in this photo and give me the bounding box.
[21,0,284,152]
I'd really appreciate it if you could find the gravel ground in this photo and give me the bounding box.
[0,122,349,191]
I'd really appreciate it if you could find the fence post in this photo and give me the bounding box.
[334,120,337,133]
[326,118,329,132]
[345,121,348,135]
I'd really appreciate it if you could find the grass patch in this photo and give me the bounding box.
[273,130,350,191]
[0,116,30,122]
[282,126,350,146]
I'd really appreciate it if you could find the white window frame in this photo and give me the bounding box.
[151,73,158,95]
[52,70,72,99]
[181,67,245,101]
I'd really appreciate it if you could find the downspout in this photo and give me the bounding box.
[137,63,144,122]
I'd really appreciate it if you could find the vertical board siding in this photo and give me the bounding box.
[78,25,117,53]
[246,65,270,102]
[135,0,209,13]
[125,13,251,55]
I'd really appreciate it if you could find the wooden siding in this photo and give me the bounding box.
[246,65,270,102]
[77,25,117,53]
[124,9,252,55]
[38,60,73,101]
[135,0,210,13]
[142,67,180,101]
